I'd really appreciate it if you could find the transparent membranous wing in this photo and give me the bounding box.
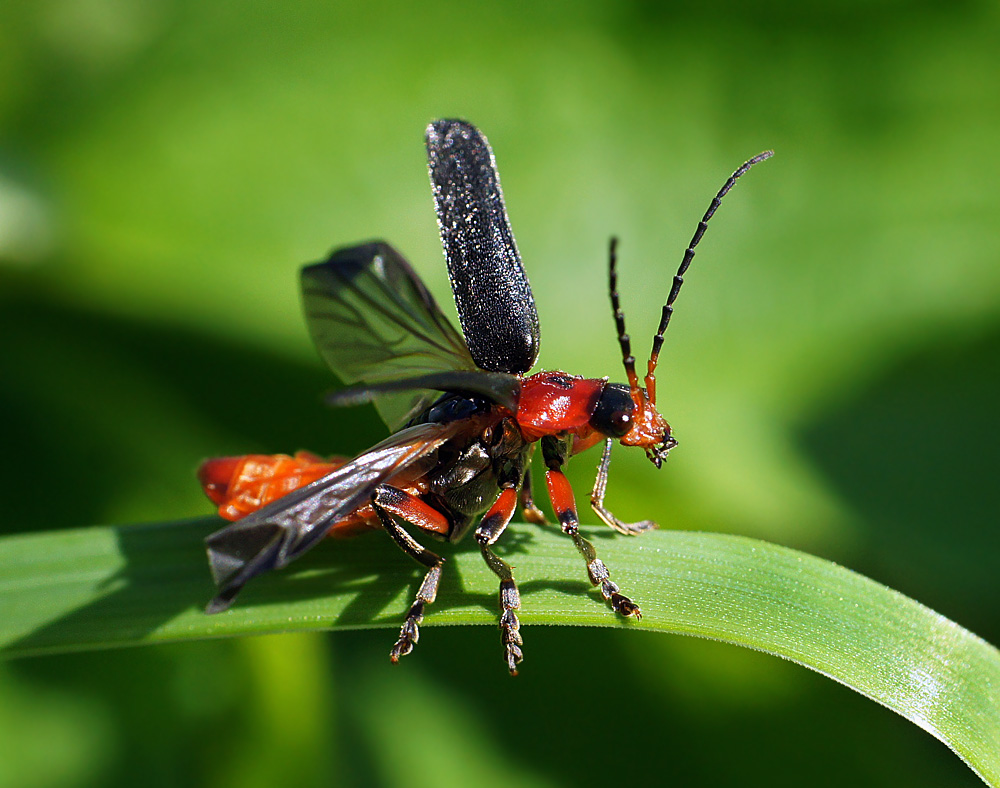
[301,241,477,429]
[205,420,464,612]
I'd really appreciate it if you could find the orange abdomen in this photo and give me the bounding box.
[198,451,344,522]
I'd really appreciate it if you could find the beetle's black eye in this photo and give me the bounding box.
[590,383,635,438]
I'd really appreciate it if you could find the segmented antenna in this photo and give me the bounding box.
[608,237,641,397]
[644,150,773,403]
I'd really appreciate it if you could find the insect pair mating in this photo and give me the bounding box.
[199,120,771,674]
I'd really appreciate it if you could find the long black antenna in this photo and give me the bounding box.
[608,237,641,396]
[644,150,773,402]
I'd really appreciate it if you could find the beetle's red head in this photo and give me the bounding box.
[587,379,675,467]
[619,387,676,468]
[606,238,680,469]
[604,148,772,468]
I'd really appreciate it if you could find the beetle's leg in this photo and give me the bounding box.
[373,485,449,663]
[519,465,548,525]
[542,437,641,619]
[475,485,524,675]
[590,438,657,535]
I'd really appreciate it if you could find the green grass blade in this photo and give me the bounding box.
[0,519,997,784]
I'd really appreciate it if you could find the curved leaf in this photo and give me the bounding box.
[0,520,997,784]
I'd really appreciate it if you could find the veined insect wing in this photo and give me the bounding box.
[301,241,477,429]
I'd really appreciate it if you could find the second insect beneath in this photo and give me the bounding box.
[199,119,772,674]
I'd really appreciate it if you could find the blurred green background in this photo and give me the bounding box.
[1,0,998,785]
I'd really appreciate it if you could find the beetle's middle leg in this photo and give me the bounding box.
[475,484,524,675]
[373,484,450,663]
[518,464,548,525]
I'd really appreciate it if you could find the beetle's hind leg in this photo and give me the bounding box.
[373,485,450,663]
[475,485,523,675]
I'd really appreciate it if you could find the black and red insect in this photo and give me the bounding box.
[200,120,771,673]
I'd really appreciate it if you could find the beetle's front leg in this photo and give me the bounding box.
[475,484,524,675]
[590,438,657,535]
[542,436,641,618]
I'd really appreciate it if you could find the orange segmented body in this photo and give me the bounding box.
[199,451,344,521]
[198,450,437,538]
